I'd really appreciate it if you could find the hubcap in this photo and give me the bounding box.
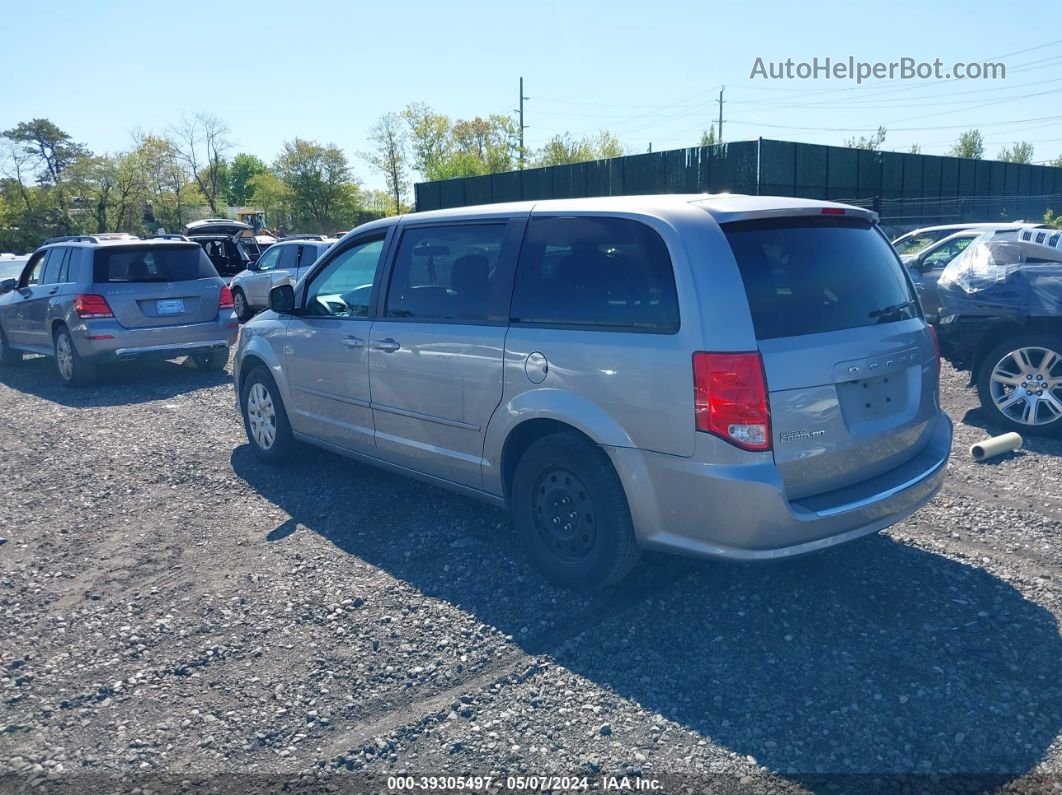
[532,468,596,561]
[246,382,277,449]
[56,334,74,381]
[989,346,1062,426]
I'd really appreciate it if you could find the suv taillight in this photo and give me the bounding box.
[73,294,114,319]
[219,285,234,310]
[693,352,771,451]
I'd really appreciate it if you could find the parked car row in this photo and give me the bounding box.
[891,221,1062,434]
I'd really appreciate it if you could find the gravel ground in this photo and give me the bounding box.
[0,354,1059,794]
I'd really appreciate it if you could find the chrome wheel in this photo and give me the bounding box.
[233,290,247,321]
[55,332,74,382]
[989,346,1062,427]
[246,382,277,450]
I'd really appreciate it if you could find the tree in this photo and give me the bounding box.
[845,126,887,151]
[998,142,1034,164]
[533,130,626,167]
[948,129,984,159]
[402,102,453,181]
[274,138,358,231]
[449,114,521,176]
[1,119,88,188]
[367,113,409,213]
[171,113,230,214]
[1050,154,1062,168]
[247,172,295,232]
[227,153,268,206]
[908,143,922,154]
[699,126,717,147]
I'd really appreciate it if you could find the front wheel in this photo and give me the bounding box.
[511,432,640,590]
[976,334,1062,437]
[54,326,96,386]
[0,324,22,366]
[240,368,295,463]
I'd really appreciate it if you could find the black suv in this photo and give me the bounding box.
[937,227,1062,436]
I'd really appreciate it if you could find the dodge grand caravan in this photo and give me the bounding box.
[234,195,952,589]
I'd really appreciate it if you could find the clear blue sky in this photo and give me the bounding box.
[2,0,1060,191]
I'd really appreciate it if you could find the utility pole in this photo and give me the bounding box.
[518,77,529,169]
[717,85,725,144]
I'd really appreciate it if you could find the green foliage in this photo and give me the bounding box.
[845,126,887,151]
[909,143,922,154]
[533,130,625,167]
[366,113,410,213]
[949,129,984,159]
[273,138,358,232]
[699,126,717,147]
[226,153,268,206]
[1044,210,1062,229]
[998,142,1034,164]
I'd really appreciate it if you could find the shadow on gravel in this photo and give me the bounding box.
[961,407,1062,457]
[232,444,1062,782]
[0,355,230,407]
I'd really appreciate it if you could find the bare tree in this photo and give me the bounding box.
[171,113,230,214]
[366,113,409,214]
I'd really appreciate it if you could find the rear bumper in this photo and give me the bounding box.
[607,411,952,561]
[72,316,238,362]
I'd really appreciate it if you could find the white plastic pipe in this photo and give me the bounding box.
[970,432,1023,462]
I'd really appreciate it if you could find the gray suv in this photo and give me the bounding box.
[0,234,238,385]
[234,195,952,588]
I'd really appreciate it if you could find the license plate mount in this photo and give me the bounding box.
[156,298,185,315]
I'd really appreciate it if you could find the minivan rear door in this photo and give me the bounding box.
[93,245,224,329]
[722,214,939,500]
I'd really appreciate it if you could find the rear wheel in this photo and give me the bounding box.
[0,325,22,366]
[192,349,229,372]
[511,432,640,590]
[976,334,1062,437]
[232,289,252,323]
[241,367,295,463]
[53,325,96,386]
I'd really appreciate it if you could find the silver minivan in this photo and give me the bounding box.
[234,195,952,588]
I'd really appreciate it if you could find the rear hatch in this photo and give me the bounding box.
[723,214,938,500]
[93,244,225,329]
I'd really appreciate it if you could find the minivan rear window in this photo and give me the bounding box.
[723,217,919,340]
[93,245,218,283]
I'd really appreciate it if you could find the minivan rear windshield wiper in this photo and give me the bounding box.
[868,300,917,322]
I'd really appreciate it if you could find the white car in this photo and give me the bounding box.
[229,237,337,322]
[892,222,1049,259]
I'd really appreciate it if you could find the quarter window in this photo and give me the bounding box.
[304,238,385,318]
[385,224,507,322]
[510,216,680,332]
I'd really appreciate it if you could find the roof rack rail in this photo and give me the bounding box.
[43,235,98,245]
[279,234,328,242]
[153,234,191,241]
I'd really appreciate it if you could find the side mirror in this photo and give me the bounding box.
[0,278,16,294]
[269,283,296,314]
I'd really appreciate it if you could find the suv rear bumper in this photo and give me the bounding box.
[72,317,238,362]
[606,411,952,560]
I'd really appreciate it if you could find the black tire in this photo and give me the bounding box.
[511,431,640,590]
[232,289,252,323]
[53,325,97,386]
[193,349,229,372]
[240,367,296,463]
[0,324,22,367]
[976,333,1062,438]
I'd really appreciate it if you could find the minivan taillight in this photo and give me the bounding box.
[693,352,771,451]
[219,285,234,310]
[73,294,114,319]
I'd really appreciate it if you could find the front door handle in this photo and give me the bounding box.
[342,335,365,349]
[370,338,401,353]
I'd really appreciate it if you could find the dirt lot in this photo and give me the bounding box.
[0,353,1060,793]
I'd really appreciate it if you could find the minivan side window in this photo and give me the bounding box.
[510,216,680,332]
[304,237,385,318]
[385,224,507,322]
